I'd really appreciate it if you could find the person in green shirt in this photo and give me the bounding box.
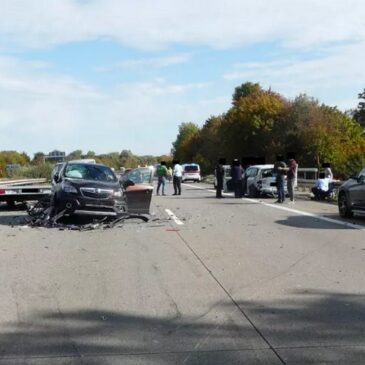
[156,161,168,195]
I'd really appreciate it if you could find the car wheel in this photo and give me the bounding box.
[248,185,259,198]
[338,193,353,218]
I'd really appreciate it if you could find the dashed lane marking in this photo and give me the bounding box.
[165,209,184,225]
[183,183,365,231]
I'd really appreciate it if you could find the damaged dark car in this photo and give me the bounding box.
[51,162,124,217]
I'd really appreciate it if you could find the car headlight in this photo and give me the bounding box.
[62,183,78,194]
[114,190,122,197]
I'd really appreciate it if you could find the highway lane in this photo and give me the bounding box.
[0,183,364,364]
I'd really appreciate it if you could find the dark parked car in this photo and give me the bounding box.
[338,167,365,218]
[51,162,124,217]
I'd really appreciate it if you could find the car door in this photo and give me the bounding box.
[245,168,258,194]
[351,168,365,209]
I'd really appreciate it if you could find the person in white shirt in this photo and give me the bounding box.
[312,172,329,200]
[323,162,333,181]
[172,160,183,195]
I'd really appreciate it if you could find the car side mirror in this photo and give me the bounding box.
[53,173,59,183]
[358,175,365,184]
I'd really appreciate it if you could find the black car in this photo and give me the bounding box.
[338,167,365,218]
[51,162,124,217]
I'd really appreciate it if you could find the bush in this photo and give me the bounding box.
[7,164,54,181]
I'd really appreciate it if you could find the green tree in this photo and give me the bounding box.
[32,152,45,165]
[172,122,200,162]
[66,150,83,161]
[194,115,225,172]
[85,151,96,158]
[232,82,262,106]
[353,88,365,128]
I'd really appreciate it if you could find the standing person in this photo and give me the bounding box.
[167,166,173,182]
[172,160,183,195]
[215,158,226,198]
[230,159,243,198]
[274,155,287,203]
[156,161,168,196]
[286,153,298,204]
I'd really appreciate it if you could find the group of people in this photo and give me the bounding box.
[156,160,183,196]
[157,156,334,202]
[215,154,299,203]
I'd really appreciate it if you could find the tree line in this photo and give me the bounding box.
[0,150,171,179]
[172,82,365,179]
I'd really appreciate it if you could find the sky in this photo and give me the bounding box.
[0,0,364,157]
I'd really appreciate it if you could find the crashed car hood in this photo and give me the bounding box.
[64,178,121,191]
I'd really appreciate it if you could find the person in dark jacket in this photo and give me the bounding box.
[274,155,287,203]
[215,158,226,198]
[230,159,243,198]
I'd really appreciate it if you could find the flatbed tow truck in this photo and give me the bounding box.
[0,179,51,207]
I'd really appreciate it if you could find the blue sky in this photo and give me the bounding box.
[0,0,364,157]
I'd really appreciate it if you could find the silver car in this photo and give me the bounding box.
[243,164,287,197]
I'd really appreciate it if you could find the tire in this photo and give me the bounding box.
[248,185,259,198]
[338,192,353,218]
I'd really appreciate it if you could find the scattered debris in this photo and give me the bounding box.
[26,198,149,231]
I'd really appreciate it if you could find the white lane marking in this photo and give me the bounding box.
[183,183,234,196]
[245,198,365,230]
[165,209,184,225]
[184,184,365,231]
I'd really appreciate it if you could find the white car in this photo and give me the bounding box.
[243,164,287,197]
[182,163,201,183]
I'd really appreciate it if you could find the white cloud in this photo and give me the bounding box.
[0,57,212,155]
[223,42,365,110]
[95,53,192,72]
[0,0,364,50]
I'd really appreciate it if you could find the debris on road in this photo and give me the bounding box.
[26,198,149,231]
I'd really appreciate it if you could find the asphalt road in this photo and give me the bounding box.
[0,182,364,364]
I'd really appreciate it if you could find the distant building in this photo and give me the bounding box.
[45,150,65,163]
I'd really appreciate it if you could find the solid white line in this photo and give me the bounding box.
[245,198,365,230]
[184,184,365,231]
[165,209,184,225]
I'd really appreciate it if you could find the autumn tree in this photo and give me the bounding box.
[221,87,286,161]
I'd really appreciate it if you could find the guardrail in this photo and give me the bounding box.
[0,178,47,187]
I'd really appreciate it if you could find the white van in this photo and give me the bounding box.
[182,163,201,183]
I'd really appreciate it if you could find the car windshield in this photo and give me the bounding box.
[184,165,199,172]
[123,168,153,184]
[64,164,117,182]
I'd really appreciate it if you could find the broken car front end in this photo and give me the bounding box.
[51,163,124,217]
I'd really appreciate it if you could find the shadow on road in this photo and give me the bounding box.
[275,215,364,230]
[233,290,365,362]
[0,307,269,364]
[0,291,364,364]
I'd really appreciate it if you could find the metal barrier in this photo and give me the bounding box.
[0,178,47,187]
[297,168,318,181]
